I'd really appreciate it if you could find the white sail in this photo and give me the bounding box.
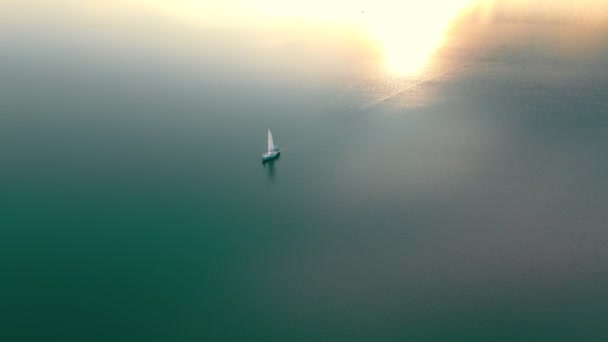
[267,129,274,152]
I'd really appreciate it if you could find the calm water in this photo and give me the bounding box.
[2,7,608,341]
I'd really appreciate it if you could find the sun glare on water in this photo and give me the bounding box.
[362,0,474,76]
[251,0,476,76]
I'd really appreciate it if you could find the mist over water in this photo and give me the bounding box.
[2,1,608,341]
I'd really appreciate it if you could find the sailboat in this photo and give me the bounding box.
[262,129,280,162]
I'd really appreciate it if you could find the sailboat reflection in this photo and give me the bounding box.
[262,153,280,180]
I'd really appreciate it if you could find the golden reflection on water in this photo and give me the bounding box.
[361,0,475,76]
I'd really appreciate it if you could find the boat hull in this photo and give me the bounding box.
[262,151,280,162]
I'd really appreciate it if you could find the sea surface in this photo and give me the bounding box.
[2,8,608,341]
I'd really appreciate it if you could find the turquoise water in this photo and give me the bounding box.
[2,13,608,341]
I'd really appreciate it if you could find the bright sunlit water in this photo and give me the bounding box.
[2,1,608,340]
